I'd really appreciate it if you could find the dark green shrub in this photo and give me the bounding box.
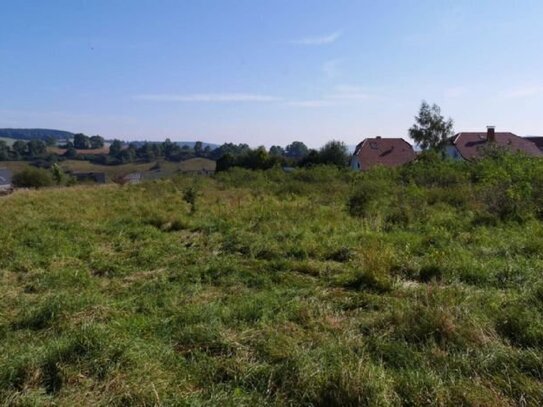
[12,167,53,188]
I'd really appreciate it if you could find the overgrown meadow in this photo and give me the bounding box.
[2,153,543,406]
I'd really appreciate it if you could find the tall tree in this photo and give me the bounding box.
[318,140,349,167]
[285,141,309,158]
[89,135,105,149]
[269,145,285,157]
[12,140,27,158]
[409,101,454,150]
[0,141,9,160]
[194,141,203,156]
[27,139,47,157]
[73,133,90,149]
[109,139,123,156]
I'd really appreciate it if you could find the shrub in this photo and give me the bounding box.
[12,167,53,188]
[183,185,199,214]
[347,175,393,218]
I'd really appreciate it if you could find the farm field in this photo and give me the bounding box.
[1,157,543,405]
[0,159,214,182]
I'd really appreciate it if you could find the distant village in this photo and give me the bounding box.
[2,102,543,193]
[1,124,542,195]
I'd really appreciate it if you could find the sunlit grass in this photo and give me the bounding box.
[1,160,543,405]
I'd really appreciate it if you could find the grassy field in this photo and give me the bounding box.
[1,157,543,405]
[47,146,110,155]
[0,160,175,180]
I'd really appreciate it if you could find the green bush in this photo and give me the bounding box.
[12,167,53,188]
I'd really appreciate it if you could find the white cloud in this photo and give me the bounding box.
[290,31,342,46]
[287,100,336,108]
[134,93,282,103]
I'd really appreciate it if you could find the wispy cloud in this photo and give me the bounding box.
[286,85,373,108]
[134,93,282,103]
[287,100,336,108]
[290,30,342,46]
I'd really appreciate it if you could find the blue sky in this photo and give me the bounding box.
[1,0,543,147]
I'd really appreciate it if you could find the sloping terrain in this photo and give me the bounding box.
[1,161,543,405]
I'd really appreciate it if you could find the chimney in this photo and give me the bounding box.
[487,126,496,142]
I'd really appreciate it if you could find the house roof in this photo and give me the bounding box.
[0,168,12,185]
[353,138,416,170]
[451,132,542,160]
[525,137,543,152]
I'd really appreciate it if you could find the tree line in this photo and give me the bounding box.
[0,101,456,169]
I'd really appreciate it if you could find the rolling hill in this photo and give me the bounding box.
[0,128,75,141]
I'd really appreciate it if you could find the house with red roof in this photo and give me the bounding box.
[445,127,542,160]
[351,137,416,171]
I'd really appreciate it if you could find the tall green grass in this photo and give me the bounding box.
[1,154,543,405]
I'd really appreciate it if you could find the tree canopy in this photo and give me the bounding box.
[409,101,454,150]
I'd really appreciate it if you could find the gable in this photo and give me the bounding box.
[354,138,416,170]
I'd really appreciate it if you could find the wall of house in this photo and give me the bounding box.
[444,145,463,160]
[350,156,361,171]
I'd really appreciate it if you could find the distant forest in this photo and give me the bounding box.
[0,128,350,170]
[0,128,74,140]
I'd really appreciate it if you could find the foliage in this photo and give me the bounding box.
[301,140,349,167]
[89,135,105,149]
[285,141,309,158]
[182,184,199,214]
[409,101,454,150]
[12,167,53,188]
[51,163,64,185]
[73,133,91,149]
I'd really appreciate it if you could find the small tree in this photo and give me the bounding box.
[27,140,47,158]
[64,146,78,158]
[109,139,123,156]
[73,133,90,149]
[409,101,454,150]
[285,141,309,158]
[51,163,64,185]
[89,135,105,149]
[182,185,199,214]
